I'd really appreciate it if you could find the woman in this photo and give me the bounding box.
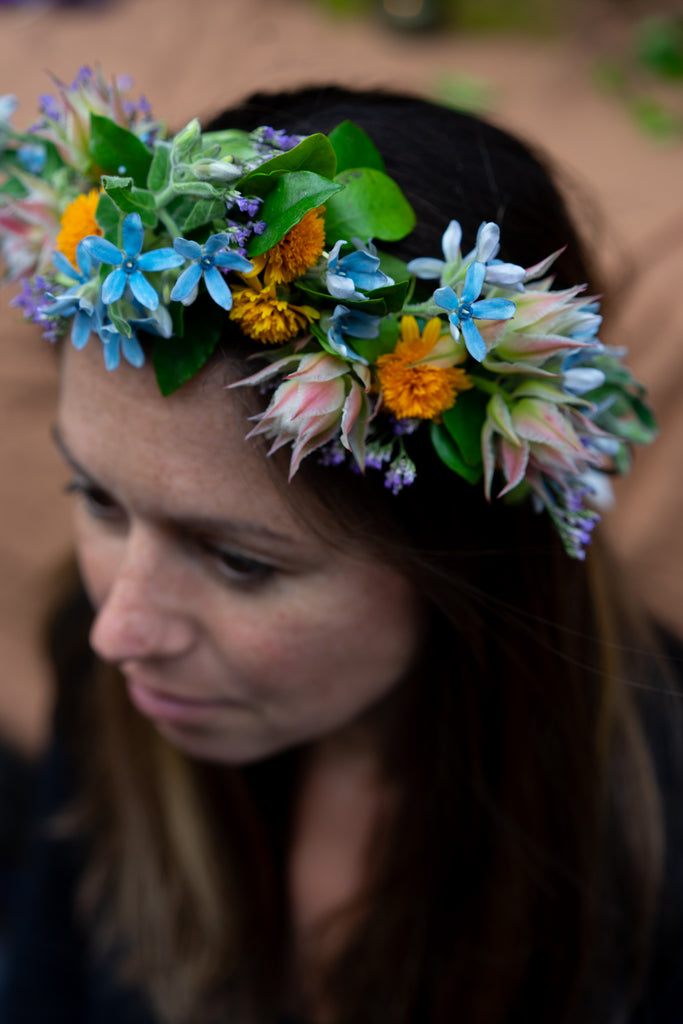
[0,72,680,1023]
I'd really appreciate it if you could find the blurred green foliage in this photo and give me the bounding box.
[309,0,561,33]
[594,13,683,142]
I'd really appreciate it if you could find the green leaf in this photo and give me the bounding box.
[324,168,415,245]
[171,180,222,198]
[441,388,486,469]
[95,192,123,243]
[152,296,224,395]
[238,134,338,195]
[204,128,259,162]
[101,175,158,228]
[0,174,27,200]
[430,423,483,486]
[328,121,385,173]
[108,301,132,338]
[89,114,153,187]
[247,170,343,257]
[180,198,225,234]
[147,141,172,191]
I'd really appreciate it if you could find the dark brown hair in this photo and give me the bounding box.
[59,88,671,1024]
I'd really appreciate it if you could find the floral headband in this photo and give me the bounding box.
[0,68,657,559]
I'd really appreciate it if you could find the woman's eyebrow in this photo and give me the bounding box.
[51,424,93,478]
[51,424,298,547]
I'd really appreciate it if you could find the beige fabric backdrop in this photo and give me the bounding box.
[1,0,681,752]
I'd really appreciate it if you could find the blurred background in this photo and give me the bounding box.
[1,0,682,766]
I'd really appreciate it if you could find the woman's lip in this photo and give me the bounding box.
[125,678,241,725]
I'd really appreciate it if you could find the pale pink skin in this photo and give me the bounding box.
[56,341,424,766]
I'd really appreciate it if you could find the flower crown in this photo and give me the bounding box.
[0,68,657,559]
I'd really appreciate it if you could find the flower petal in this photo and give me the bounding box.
[82,235,122,266]
[101,267,127,304]
[434,286,459,313]
[471,297,516,322]
[204,265,232,310]
[461,317,487,362]
[122,212,143,257]
[214,251,254,274]
[474,222,499,263]
[170,262,202,303]
[461,261,486,305]
[129,270,159,311]
[101,337,121,371]
[173,237,202,260]
[205,232,231,255]
[121,333,145,368]
[441,220,462,261]
[405,257,445,280]
[137,248,184,271]
[71,310,92,350]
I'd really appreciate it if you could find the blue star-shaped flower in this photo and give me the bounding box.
[326,305,380,363]
[95,315,145,371]
[170,233,253,311]
[44,242,99,350]
[82,212,184,311]
[326,239,394,301]
[434,261,516,362]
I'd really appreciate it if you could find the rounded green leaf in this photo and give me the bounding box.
[324,168,415,245]
[328,121,385,174]
[247,171,343,257]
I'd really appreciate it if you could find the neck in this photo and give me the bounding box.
[285,724,396,1021]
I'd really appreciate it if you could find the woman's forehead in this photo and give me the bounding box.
[57,341,307,537]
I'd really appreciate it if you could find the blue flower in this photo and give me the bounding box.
[82,212,184,311]
[326,239,394,301]
[407,220,462,280]
[470,222,526,288]
[170,233,253,311]
[17,142,47,175]
[434,261,516,362]
[96,317,145,371]
[44,242,100,350]
[326,305,381,362]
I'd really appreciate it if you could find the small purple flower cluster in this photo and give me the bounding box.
[224,193,265,255]
[11,276,62,343]
[260,126,302,151]
[384,457,417,495]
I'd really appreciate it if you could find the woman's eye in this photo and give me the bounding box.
[204,543,275,586]
[64,480,122,521]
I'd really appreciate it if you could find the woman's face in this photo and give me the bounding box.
[56,341,423,764]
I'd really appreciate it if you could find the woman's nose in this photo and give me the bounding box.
[89,534,196,665]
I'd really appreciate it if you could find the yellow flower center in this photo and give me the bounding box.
[55,189,102,267]
[229,283,319,345]
[263,207,326,285]
[376,316,473,420]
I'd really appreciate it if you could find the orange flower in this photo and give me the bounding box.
[263,207,325,284]
[55,189,101,267]
[376,315,472,420]
[229,280,319,345]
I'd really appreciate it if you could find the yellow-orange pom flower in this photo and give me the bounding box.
[229,282,319,345]
[263,207,326,285]
[55,189,102,267]
[376,316,472,421]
